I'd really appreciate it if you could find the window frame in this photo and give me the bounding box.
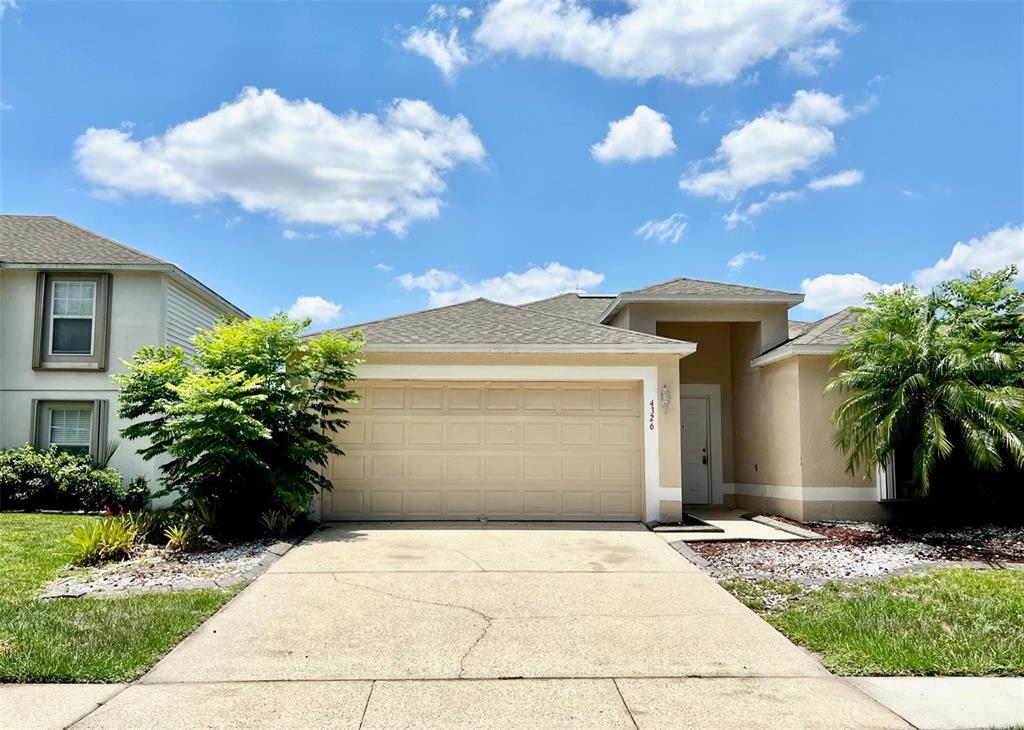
[48,280,98,357]
[32,399,108,458]
[31,272,112,371]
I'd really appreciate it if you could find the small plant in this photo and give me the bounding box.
[164,521,196,551]
[259,508,298,536]
[69,515,140,565]
[123,476,150,512]
[120,510,158,544]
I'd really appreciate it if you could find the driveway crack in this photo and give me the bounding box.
[358,679,375,730]
[613,678,640,730]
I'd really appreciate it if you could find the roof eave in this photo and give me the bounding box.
[750,343,840,368]
[0,261,248,319]
[599,292,806,323]
[363,343,698,355]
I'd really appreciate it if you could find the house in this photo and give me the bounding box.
[317,282,884,524]
[0,215,245,489]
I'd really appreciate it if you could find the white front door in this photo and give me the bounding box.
[680,396,710,504]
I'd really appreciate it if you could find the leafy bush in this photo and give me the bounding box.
[122,476,151,512]
[0,445,126,512]
[69,515,140,565]
[163,521,197,552]
[115,314,362,535]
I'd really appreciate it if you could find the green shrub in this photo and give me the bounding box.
[0,445,126,512]
[114,314,363,536]
[69,515,140,565]
[163,521,197,552]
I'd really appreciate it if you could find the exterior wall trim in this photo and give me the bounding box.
[599,292,805,323]
[727,482,878,502]
[750,344,839,368]
[353,363,663,522]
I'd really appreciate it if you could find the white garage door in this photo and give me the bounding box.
[323,380,643,521]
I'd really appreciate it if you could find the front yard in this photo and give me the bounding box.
[694,520,1024,677]
[0,513,233,682]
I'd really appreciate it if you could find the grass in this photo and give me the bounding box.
[741,568,1024,676]
[0,513,234,683]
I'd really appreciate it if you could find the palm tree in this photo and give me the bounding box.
[826,267,1024,494]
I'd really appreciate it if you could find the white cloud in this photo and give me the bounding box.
[474,0,849,85]
[287,295,342,325]
[801,272,898,313]
[0,101,12,111]
[0,0,16,17]
[374,262,393,272]
[785,39,841,75]
[591,106,676,163]
[635,213,687,244]
[912,225,1024,290]
[697,106,713,124]
[727,251,766,271]
[397,262,604,308]
[225,215,242,229]
[396,268,463,291]
[403,27,470,79]
[74,87,485,236]
[724,190,803,229]
[680,90,849,199]
[807,168,863,190]
[282,229,320,240]
[456,6,473,19]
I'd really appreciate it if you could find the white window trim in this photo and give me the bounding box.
[48,280,97,357]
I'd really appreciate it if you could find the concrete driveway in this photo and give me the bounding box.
[71,523,909,729]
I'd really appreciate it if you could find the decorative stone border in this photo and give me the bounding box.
[40,532,307,600]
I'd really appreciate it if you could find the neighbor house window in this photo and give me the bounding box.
[50,281,96,355]
[48,407,94,455]
[31,272,111,370]
[33,400,108,458]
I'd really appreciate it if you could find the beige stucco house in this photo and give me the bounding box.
[0,215,245,489]
[319,282,885,525]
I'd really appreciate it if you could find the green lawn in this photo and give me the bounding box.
[0,513,234,683]
[730,568,1024,676]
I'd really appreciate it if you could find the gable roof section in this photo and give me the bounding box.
[518,292,615,323]
[0,215,165,265]
[598,276,804,322]
[0,215,247,318]
[751,308,858,367]
[329,298,696,353]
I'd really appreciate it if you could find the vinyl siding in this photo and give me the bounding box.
[165,281,221,354]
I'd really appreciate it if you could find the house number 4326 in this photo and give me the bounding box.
[648,400,656,431]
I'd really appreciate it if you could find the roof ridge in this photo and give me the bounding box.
[522,291,617,306]
[623,274,800,297]
[319,296,490,335]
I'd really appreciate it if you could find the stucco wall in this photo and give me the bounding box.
[0,269,165,486]
[729,322,803,487]
[797,355,876,490]
[619,301,791,352]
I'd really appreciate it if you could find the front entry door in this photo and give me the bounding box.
[680,396,710,504]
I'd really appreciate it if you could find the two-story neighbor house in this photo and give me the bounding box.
[316,283,883,524]
[0,215,245,490]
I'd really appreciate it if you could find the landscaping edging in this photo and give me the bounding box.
[41,532,308,600]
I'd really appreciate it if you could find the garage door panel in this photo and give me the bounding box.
[325,380,641,521]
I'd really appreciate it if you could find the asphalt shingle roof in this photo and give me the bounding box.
[0,215,165,266]
[789,308,859,346]
[623,276,801,298]
[336,298,693,350]
[518,293,614,323]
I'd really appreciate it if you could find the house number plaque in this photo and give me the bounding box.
[648,400,656,430]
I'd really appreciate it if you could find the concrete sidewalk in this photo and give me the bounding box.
[849,677,1024,730]
[6,523,911,729]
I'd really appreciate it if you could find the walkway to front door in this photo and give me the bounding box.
[72,524,909,729]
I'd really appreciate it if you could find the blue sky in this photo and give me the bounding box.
[2,1,1022,327]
